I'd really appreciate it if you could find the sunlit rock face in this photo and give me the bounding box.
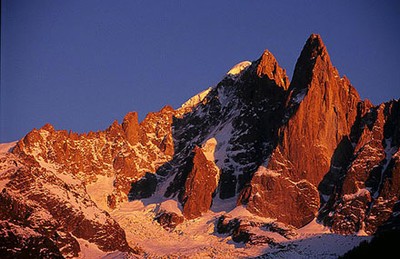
[0,147,137,258]
[241,34,361,227]
[1,106,175,257]
[181,146,219,219]
[1,34,399,257]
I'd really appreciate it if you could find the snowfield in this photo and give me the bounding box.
[109,199,370,258]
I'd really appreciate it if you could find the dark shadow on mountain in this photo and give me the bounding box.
[340,228,400,258]
[251,233,370,258]
[152,61,292,205]
[383,99,400,146]
[366,100,400,198]
[317,102,378,224]
[128,172,158,201]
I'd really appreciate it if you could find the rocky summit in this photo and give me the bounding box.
[1,34,399,258]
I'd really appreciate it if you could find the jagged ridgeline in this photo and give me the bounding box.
[1,34,399,258]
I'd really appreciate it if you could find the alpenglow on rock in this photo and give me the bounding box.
[0,34,398,257]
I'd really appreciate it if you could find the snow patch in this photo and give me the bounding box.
[0,142,17,154]
[297,218,330,234]
[211,196,237,213]
[227,206,275,223]
[343,188,370,201]
[110,198,369,258]
[42,181,110,225]
[201,138,217,161]
[293,88,307,103]
[374,138,398,198]
[179,87,212,111]
[111,202,264,258]
[54,170,82,186]
[211,121,234,170]
[75,236,108,259]
[254,166,280,177]
[262,233,371,258]
[86,175,115,211]
[157,199,183,216]
[227,61,252,76]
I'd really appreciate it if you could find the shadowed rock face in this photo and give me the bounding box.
[0,221,64,259]
[163,46,289,206]
[128,172,158,200]
[155,211,184,230]
[319,100,400,234]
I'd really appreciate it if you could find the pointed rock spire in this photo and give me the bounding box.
[122,112,140,145]
[241,34,361,228]
[182,146,218,219]
[302,33,328,60]
[256,49,289,89]
[290,33,331,91]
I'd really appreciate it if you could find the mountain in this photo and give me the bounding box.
[0,34,398,258]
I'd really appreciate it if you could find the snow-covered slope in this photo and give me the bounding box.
[110,199,370,258]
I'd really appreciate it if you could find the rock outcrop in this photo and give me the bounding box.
[0,151,137,258]
[155,211,184,230]
[320,100,400,234]
[216,214,296,245]
[12,105,175,208]
[241,34,361,227]
[1,106,176,257]
[256,49,290,89]
[242,166,320,228]
[181,147,219,219]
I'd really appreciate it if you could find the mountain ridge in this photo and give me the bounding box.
[1,34,399,258]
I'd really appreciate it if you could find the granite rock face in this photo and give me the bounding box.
[240,34,361,227]
[0,151,137,258]
[1,34,399,257]
[1,107,175,257]
[319,100,400,234]
[181,146,219,219]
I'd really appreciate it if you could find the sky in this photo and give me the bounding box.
[1,0,399,142]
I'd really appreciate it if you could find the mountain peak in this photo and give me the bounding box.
[256,49,289,89]
[41,123,55,133]
[290,34,332,91]
[303,33,328,60]
[309,33,324,45]
[303,33,329,61]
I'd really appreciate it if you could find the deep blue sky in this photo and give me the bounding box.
[1,1,399,142]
